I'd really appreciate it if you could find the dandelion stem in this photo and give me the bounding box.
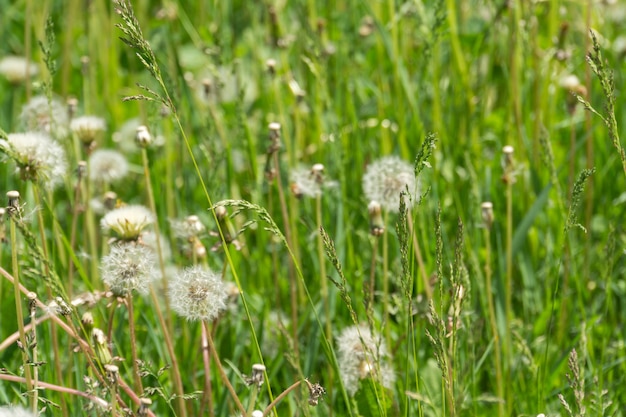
[204,321,246,416]
[127,294,143,394]
[262,379,303,417]
[8,203,34,409]
[484,226,504,416]
[272,151,300,365]
[200,321,214,417]
[504,176,513,414]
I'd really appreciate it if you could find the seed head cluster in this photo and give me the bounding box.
[169,265,228,322]
[20,95,69,138]
[100,242,158,296]
[1,132,68,188]
[336,325,396,396]
[70,115,107,144]
[362,156,416,212]
[0,55,38,83]
[100,205,154,241]
[88,149,129,183]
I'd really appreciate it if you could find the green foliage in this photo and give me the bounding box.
[0,0,625,416]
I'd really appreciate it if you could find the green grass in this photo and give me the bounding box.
[1,0,625,416]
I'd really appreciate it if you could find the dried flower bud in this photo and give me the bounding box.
[249,364,266,387]
[481,202,494,229]
[368,200,384,237]
[7,190,20,212]
[82,312,94,328]
[135,125,152,147]
[266,58,277,75]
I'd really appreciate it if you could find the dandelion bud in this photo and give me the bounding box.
[269,122,281,142]
[82,312,94,329]
[135,125,152,147]
[481,202,494,229]
[311,163,325,184]
[368,200,384,237]
[103,192,118,211]
[266,58,277,75]
[7,190,20,211]
[77,161,87,179]
[202,78,212,100]
[250,364,266,387]
[138,398,153,416]
[501,146,516,185]
[93,328,112,364]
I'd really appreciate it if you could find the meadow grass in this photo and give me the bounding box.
[1,0,625,416]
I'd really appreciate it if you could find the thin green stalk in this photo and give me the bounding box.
[140,147,186,417]
[484,226,504,417]
[272,151,300,365]
[504,179,513,415]
[8,198,34,408]
[126,294,143,395]
[200,321,214,417]
[382,210,391,347]
[203,321,246,416]
[407,215,431,298]
[32,185,67,416]
[27,293,39,415]
[24,0,32,100]
[315,195,330,341]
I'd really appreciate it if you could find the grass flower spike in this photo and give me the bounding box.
[169,265,228,321]
[100,242,158,296]
[100,204,154,240]
[337,325,395,396]
[362,155,416,212]
[1,132,68,188]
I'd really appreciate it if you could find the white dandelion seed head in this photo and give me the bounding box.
[170,215,206,240]
[169,265,228,322]
[362,156,417,212]
[290,165,322,198]
[88,149,129,183]
[112,118,142,154]
[559,74,580,91]
[100,242,158,296]
[70,115,106,143]
[100,205,154,240]
[2,132,68,189]
[141,230,172,261]
[20,95,69,138]
[0,405,37,417]
[0,55,38,83]
[336,325,395,396]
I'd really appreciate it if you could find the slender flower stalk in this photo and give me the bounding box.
[267,122,300,365]
[6,191,34,409]
[27,292,39,414]
[502,145,515,413]
[481,202,504,416]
